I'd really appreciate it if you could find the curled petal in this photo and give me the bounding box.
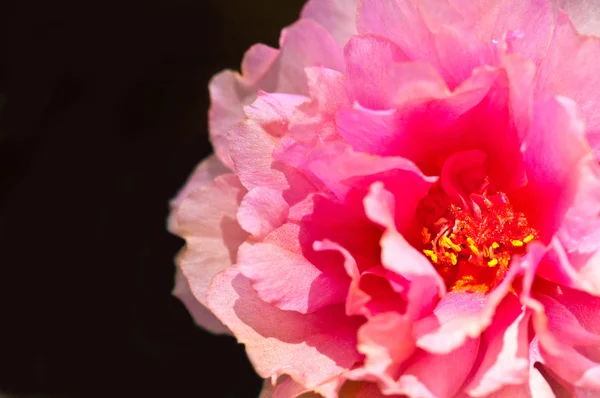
[301,0,360,47]
[173,174,248,310]
[536,12,600,158]
[207,268,362,391]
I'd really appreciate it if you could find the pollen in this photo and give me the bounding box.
[416,178,538,294]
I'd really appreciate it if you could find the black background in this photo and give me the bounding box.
[0,0,305,396]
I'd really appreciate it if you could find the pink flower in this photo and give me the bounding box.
[169,0,600,397]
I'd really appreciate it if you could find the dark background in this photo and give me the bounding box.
[0,0,305,396]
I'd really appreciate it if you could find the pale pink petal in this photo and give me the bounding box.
[414,291,487,354]
[432,23,493,89]
[206,268,362,389]
[356,0,440,69]
[552,0,600,37]
[236,237,349,314]
[344,34,408,109]
[237,187,289,239]
[209,18,345,167]
[395,337,480,398]
[174,174,248,308]
[208,44,280,168]
[465,296,531,396]
[491,0,553,64]
[301,0,360,47]
[172,268,230,335]
[168,155,229,234]
[483,367,556,398]
[448,0,553,64]
[535,12,600,158]
[304,66,350,116]
[275,19,346,93]
[228,92,317,205]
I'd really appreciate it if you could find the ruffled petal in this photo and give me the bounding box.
[237,187,289,239]
[356,0,440,70]
[168,155,229,234]
[173,174,248,309]
[344,34,408,109]
[236,225,349,314]
[394,337,480,398]
[464,296,531,396]
[515,96,590,241]
[210,19,345,167]
[552,0,600,37]
[301,0,360,47]
[535,12,600,158]
[228,92,317,205]
[363,182,445,319]
[172,268,230,335]
[207,268,362,390]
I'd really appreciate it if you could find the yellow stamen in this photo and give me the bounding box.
[423,250,438,263]
[491,242,500,249]
[523,234,534,243]
[511,239,524,247]
[440,236,461,252]
[487,258,498,267]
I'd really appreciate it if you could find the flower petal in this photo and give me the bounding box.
[535,12,600,158]
[172,268,230,334]
[237,187,289,239]
[236,229,349,314]
[174,174,248,308]
[465,296,531,396]
[356,0,440,69]
[516,96,590,241]
[552,0,600,37]
[301,0,359,47]
[344,34,408,109]
[363,182,445,319]
[395,337,480,398]
[207,268,362,389]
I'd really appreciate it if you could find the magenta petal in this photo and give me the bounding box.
[516,96,591,241]
[300,0,359,47]
[363,182,445,319]
[207,268,361,390]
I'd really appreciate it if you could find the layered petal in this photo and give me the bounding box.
[535,12,600,158]
[172,173,247,317]
[210,18,345,167]
[301,0,360,47]
[207,268,362,390]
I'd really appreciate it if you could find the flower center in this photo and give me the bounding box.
[415,178,537,294]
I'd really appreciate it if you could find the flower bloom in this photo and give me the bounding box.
[169,0,600,396]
